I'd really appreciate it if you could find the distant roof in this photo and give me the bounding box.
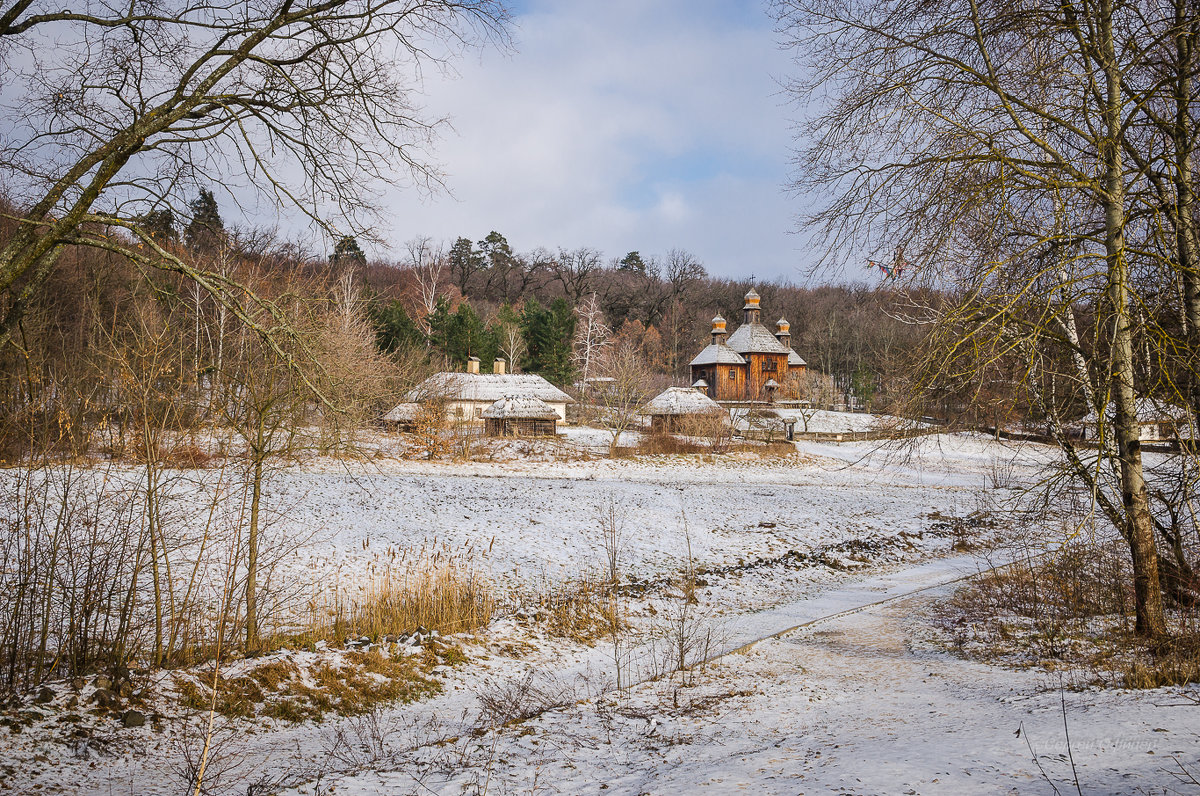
[381,402,421,423]
[689,343,747,367]
[692,378,709,388]
[726,322,792,355]
[481,395,560,420]
[787,348,807,367]
[643,387,725,416]
[1081,398,1190,425]
[405,373,573,404]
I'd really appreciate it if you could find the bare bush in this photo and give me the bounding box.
[476,671,575,728]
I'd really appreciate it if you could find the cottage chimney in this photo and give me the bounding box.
[776,317,791,348]
[467,356,480,374]
[743,289,761,325]
[710,314,728,346]
[494,358,506,375]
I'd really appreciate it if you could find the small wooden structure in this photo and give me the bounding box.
[482,395,560,437]
[381,401,422,431]
[643,387,726,433]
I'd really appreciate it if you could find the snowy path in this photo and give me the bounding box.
[709,552,1001,657]
[320,584,1200,796]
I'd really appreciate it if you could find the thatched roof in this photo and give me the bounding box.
[404,373,572,404]
[643,387,725,417]
[481,395,560,420]
[381,402,421,423]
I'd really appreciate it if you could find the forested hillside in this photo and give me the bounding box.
[0,192,931,460]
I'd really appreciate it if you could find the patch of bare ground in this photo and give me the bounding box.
[928,538,1200,688]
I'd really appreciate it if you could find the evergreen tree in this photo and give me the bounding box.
[617,251,646,273]
[478,230,514,269]
[137,207,177,242]
[449,236,483,295]
[370,299,425,354]
[520,297,576,385]
[331,235,367,267]
[183,188,224,252]
[427,297,499,368]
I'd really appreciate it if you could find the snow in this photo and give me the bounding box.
[642,386,723,416]
[4,432,1197,794]
[283,580,1200,796]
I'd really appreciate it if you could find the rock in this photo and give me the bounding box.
[416,625,429,636]
[117,682,133,698]
[120,710,146,728]
[89,688,119,710]
[92,676,112,691]
[34,686,55,704]
[70,678,86,692]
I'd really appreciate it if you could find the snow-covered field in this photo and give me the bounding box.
[5,430,1197,795]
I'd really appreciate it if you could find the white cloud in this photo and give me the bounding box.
[375,0,813,281]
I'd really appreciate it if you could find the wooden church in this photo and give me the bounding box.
[688,289,806,401]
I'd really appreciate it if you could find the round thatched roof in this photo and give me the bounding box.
[381,402,422,423]
[643,387,724,416]
[481,395,559,420]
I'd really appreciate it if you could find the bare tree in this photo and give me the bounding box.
[217,275,310,652]
[0,0,509,349]
[597,341,656,457]
[406,236,446,333]
[775,0,1200,636]
[573,292,612,391]
[551,247,602,304]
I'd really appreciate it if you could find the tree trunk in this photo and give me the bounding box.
[1172,2,1200,437]
[1100,1,1166,637]
[246,445,263,653]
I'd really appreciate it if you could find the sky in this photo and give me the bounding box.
[374,0,816,283]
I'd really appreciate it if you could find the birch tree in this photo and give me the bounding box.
[406,236,446,334]
[775,0,1200,636]
[574,292,612,391]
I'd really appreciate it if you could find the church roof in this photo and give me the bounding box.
[787,348,806,367]
[689,343,747,367]
[726,322,792,355]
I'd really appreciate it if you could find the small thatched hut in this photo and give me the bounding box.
[642,387,726,433]
[482,395,560,437]
[381,402,422,431]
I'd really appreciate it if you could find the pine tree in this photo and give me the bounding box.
[183,189,224,252]
[521,297,577,385]
[370,299,425,353]
[331,236,367,268]
[427,298,499,368]
[137,207,177,242]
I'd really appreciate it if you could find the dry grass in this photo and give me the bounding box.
[530,576,623,645]
[936,539,1200,688]
[174,648,445,723]
[305,550,494,645]
[636,433,708,455]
